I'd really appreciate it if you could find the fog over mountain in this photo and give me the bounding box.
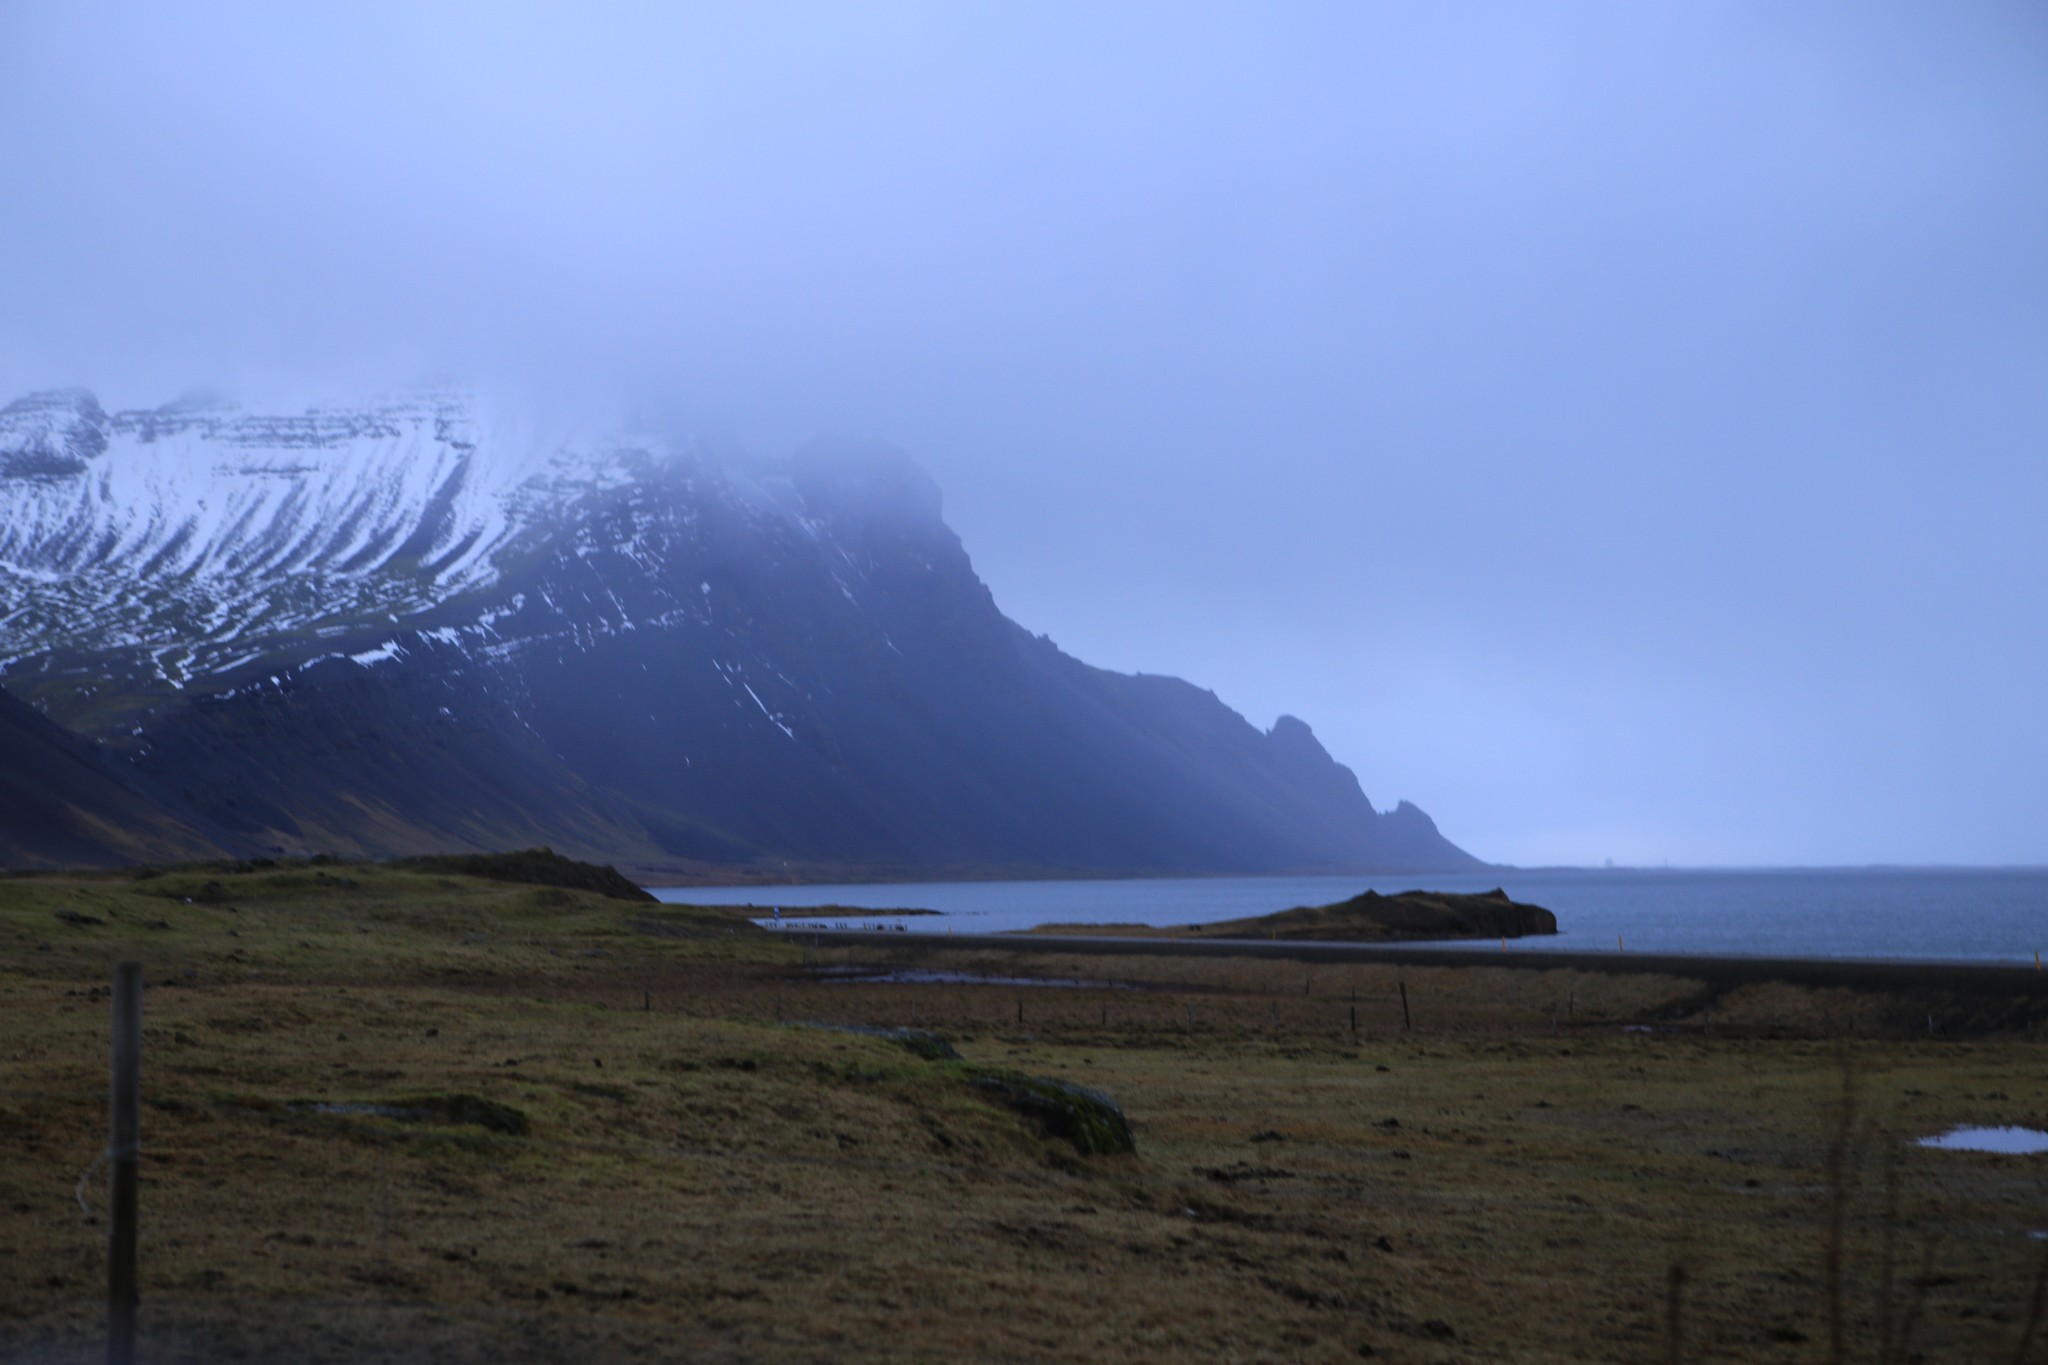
[1,4,2043,865]
[0,386,1477,874]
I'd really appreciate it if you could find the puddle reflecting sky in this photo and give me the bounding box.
[812,967,1109,989]
[1917,1126,2048,1154]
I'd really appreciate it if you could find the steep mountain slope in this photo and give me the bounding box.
[0,390,1481,875]
[0,686,226,868]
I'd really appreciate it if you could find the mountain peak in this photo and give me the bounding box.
[0,388,110,478]
[1268,713,1322,749]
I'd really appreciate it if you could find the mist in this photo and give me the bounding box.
[2,2,2042,866]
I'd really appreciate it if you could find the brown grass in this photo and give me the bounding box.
[3,869,2047,1362]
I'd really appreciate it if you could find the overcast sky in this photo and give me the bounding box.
[2,3,2043,866]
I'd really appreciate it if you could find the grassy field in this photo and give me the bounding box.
[4,862,2047,1362]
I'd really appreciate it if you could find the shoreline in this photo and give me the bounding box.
[672,865,2048,965]
[789,928,2048,995]
[632,862,2048,888]
[628,863,1502,888]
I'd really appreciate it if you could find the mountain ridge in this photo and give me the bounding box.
[0,389,1482,876]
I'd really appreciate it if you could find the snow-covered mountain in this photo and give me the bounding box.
[0,389,621,705]
[0,388,1480,875]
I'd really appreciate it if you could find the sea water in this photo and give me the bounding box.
[651,866,2048,964]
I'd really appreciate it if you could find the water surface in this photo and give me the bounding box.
[652,867,2048,963]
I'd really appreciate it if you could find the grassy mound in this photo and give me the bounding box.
[970,1072,1137,1155]
[389,847,656,902]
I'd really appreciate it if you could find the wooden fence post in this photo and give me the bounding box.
[1399,979,1411,1032]
[109,961,141,1365]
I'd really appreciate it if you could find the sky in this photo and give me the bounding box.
[1,2,2043,866]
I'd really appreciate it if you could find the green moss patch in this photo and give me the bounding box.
[969,1071,1136,1156]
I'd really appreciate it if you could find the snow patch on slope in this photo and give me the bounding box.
[0,392,609,684]
[0,390,917,734]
